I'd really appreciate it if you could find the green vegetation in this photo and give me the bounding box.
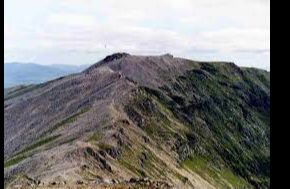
[116,145,146,177]
[47,107,91,134]
[4,155,27,168]
[80,169,99,181]
[89,131,103,142]
[55,108,89,127]
[98,142,114,151]
[5,134,60,169]
[119,158,146,177]
[4,58,269,188]
[4,84,40,101]
[59,137,77,145]
[126,62,269,188]
[15,134,61,156]
[174,171,189,184]
[183,155,250,189]
[126,89,182,144]
[116,143,168,179]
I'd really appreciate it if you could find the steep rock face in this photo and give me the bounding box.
[4,53,270,189]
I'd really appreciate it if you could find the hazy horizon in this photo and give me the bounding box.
[4,53,270,72]
[4,0,270,70]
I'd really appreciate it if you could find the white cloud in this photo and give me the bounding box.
[47,13,96,27]
[4,23,9,36]
[194,28,270,53]
[4,0,270,70]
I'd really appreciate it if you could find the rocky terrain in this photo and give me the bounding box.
[4,53,270,189]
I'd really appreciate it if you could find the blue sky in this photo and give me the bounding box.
[4,0,270,70]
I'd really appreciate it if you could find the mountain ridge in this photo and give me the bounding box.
[4,53,270,189]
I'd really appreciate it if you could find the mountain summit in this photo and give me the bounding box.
[4,53,270,189]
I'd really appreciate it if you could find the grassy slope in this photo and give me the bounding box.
[124,62,270,188]
[4,135,61,168]
[4,60,269,189]
[4,84,39,100]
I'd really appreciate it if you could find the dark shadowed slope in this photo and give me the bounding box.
[4,53,269,189]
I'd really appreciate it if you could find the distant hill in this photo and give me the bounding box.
[4,63,91,88]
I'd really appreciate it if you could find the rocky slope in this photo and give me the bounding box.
[4,53,270,189]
